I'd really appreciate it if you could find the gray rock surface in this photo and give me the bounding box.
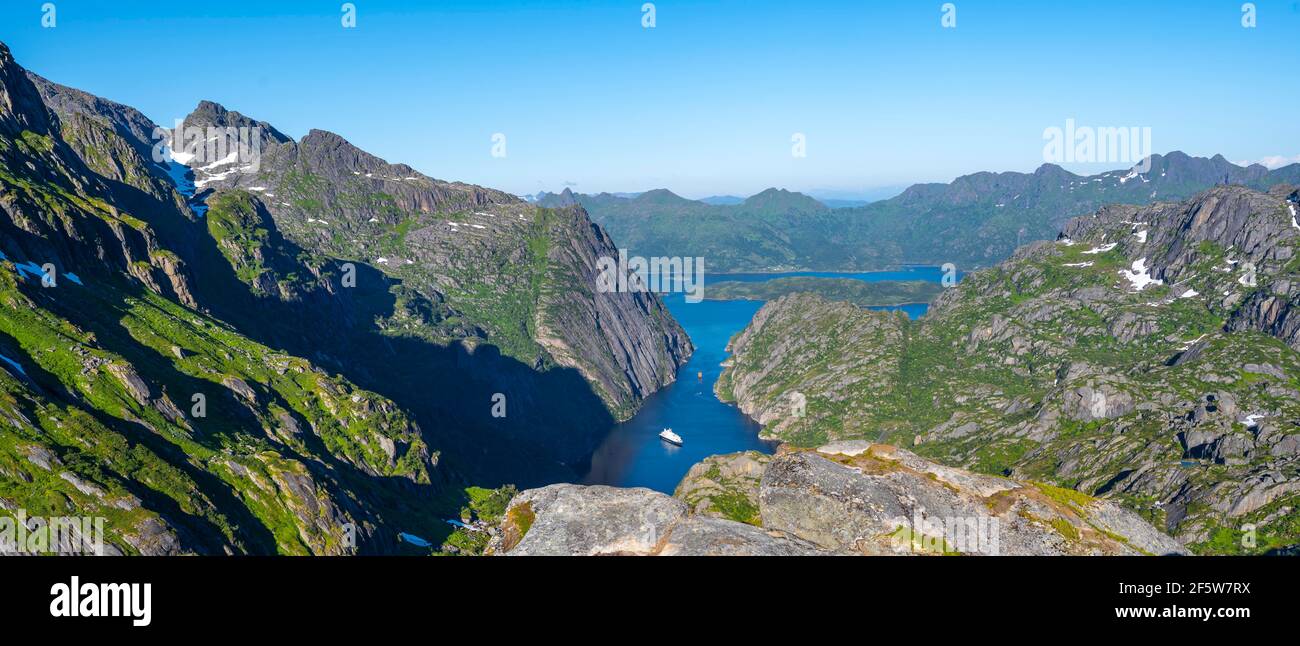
[492,483,823,556]
[658,516,824,556]
[493,445,1188,556]
[495,484,687,556]
[765,445,1186,555]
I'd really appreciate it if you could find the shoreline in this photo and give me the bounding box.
[701,294,932,309]
[710,263,950,277]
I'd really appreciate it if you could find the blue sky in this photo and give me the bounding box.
[2,0,1297,198]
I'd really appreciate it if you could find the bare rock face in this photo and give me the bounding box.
[491,444,1186,556]
[490,484,686,556]
[656,516,824,556]
[1058,382,1135,422]
[758,444,1186,556]
[489,484,822,556]
[674,451,769,524]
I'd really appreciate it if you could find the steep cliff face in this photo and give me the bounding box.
[487,443,1185,556]
[169,102,692,423]
[717,185,1300,553]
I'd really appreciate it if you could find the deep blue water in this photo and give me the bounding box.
[579,269,943,493]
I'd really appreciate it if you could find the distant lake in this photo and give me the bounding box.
[579,268,946,493]
[714,265,958,284]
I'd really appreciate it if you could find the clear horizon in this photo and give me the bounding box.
[2,0,1297,198]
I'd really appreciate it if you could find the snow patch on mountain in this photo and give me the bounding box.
[1083,242,1117,255]
[1119,258,1162,291]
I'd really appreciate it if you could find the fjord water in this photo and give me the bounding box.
[580,269,940,493]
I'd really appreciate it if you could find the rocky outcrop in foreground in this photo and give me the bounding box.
[487,443,1186,556]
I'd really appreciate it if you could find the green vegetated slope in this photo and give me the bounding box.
[0,268,440,555]
[546,154,1300,273]
[0,61,440,552]
[718,185,1300,554]
[705,276,943,308]
[0,38,691,553]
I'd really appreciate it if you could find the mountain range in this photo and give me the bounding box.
[540,155,1300,273]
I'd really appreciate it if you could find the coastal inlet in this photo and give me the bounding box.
[580,267,952,493]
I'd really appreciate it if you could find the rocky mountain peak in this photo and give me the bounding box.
[297,128,397,173]
[1153,150,1269,184]
[0,41,53,137]
[532,188,579,207]
[1061,185,1297,289]
[740,187,826,213]
[301,127,348,144]
[25,71,159,155]
[1033,162,1073,178]
[633,188,690,205]
[180,99,291,146]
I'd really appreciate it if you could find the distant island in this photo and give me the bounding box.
[703,277,944,307]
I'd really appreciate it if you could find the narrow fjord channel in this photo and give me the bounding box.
[579,267,947,493]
